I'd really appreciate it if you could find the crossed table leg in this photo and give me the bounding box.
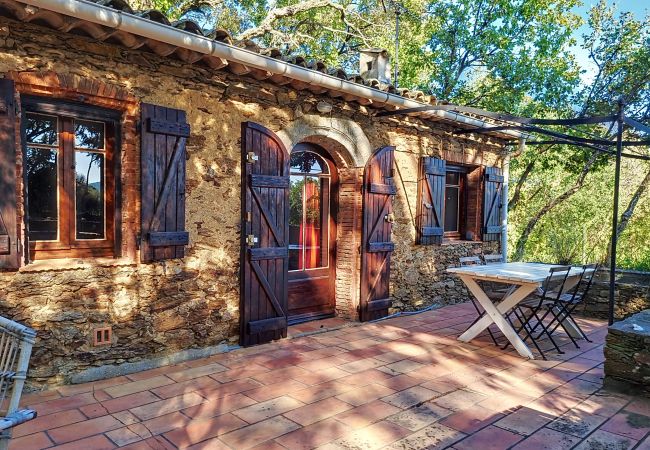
[457,275,538,359]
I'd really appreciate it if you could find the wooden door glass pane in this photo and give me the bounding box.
[289,151,329,272]
[445,186,459,232]
[289,175,304,271]
[26,147,58,241]
[304,176,322,269]
[75,151,105,240]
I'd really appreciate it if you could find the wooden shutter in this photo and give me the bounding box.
[0,79,20,270]
[240,122,290,346]
[416,156,446,245]
[360,146,396,322]
[482,166,504,241]
[140,103,190,262]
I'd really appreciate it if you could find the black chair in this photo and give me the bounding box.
[537,264,598,347]
[482,254,512,299]
[459,256,499,345]
[505,266,572,360]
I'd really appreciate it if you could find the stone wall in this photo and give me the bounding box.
[583,269,650,321]
[0,18,506,387]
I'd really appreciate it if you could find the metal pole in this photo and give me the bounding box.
[394,9,400,87]
[608,99,624,325]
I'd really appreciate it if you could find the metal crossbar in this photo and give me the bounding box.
[0,316,37,450]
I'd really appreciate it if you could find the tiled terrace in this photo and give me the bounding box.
[13,303,650,450]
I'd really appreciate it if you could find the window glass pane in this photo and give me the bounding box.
[75,152,105,240]
[446,172,459,185]
[290,151,328,174]
[304,176,323,269]
[75,120,105,150]
[289,175,303,271]
[445,186,459,232]
[25,114,57,145]
[26,147,58,241]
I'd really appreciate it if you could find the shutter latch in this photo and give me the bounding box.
[246,234,258,247]
[246,152,259,164]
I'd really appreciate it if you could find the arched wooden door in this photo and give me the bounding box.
[240,122,290,346]
[360,146,396,322]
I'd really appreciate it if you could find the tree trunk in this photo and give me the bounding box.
[604,165,650,264]
[513,155,597,261]
[509,159,535,212]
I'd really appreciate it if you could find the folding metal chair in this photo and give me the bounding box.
[0,316,37,450]
[538,264,598,348]
[459,256,499,345]
[482,254,512,299]
[505,266,572,360]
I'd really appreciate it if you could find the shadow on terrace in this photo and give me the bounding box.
[13,303,650,450]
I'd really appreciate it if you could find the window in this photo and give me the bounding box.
[288,151,330,271]
[444,166,467,239]
[22,101,119,260]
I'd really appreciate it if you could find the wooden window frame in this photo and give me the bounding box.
[21,97,122,260]
[444,165,468,241]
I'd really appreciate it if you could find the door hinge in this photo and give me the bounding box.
[246,234,258,247]
[246,152,259,163]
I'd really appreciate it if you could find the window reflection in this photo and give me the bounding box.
[25,114,57,145]
[289,151,329,271]
[26,147,58,241]
[75,152,105,240]
[75,120,105,149]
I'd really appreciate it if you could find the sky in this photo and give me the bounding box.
[571,0,648,82]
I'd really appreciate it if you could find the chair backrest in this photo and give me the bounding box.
[459,256,482,267]
[540,265,573,303]
[483,254,503,265]
[0,316,36,427]
[568,263,599,302]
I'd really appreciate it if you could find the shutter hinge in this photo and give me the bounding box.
[136,233,141,250]
[246,211,252,222]
[246,234,258,247]
[246,152,259,164]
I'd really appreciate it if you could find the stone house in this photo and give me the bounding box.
[0,0,521,386]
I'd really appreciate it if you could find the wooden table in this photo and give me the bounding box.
[447,262,587,359]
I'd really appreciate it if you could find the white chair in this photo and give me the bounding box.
[0,316,37,450]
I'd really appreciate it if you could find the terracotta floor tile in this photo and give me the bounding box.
[252,366,310,385]
[186,437,232,450]
[573,429,638,450]
[140,411,192,435]
[336,383,396,406]
[13,408,86,438]
[163,413,247,448]
[125,364,189,382]
[284,396,353,426]
[8,431,53,450]
[275,417,351,450]
[105,424,153,447]
[387,401,453,431]
[97,390,161,413]
[31,392,100,416]
[290,380,354,404]
[232,395,304,423]
[220,416,300,449]
[48,415,123,444]
[333,400,401,429]
[454,425,523,450]
[130,392,206,420]
[103,376,174,399]
[196,378,262,399]
[48,434,117,450]
[440,405,505,434]
[182,393,258,419]
[245,379,308,402]
[381,385,439,409]
[336,368,394,386]
[511,427,582,450]
[290,366,350,386]
[546,408,608,438]
[600,410,650,441]
[494,406,556,436]
[166,362,228,382]
[433,389,487,412]
[151,375,218,399]
[325,420,410,450]
[383,423,465,450]
[338,357,384,373]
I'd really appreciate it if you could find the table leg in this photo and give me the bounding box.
[457,275,538,359]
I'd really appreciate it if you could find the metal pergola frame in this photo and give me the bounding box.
[378,102,650,325]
